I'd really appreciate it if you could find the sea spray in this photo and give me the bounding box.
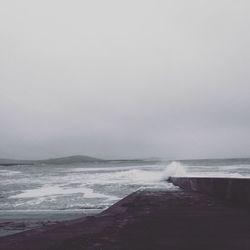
[162,161,187,179]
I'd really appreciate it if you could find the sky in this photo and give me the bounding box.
[0,0,250,160]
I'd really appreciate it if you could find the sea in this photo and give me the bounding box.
[1,158,250,236]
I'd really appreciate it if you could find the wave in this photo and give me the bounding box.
[62,164,164,173]
[0,170,21,176]
[162,161,187,179]
[4,160,249,212]
[10,185,118,201]
[162,161,246,179]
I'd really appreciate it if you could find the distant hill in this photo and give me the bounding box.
[0,155,103,166]
[36,155,102,164]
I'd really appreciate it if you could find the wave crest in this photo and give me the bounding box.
[163,161,187,179]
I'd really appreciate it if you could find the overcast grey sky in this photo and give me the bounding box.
[0,0,250,160]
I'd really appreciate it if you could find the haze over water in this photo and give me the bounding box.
[1,1,250,161]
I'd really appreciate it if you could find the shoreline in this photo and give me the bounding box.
[0,209,103,237]
[1,178,250,249]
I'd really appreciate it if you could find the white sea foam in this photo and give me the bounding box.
[5,164,170,211]
[163,161,187,179]
[10,185,118,200]
[0,170,21,176]
[63,164,163,173]
[3,161,250,212]
[94,169,164,185]
[219,165,250,170]
[162,161,246,179]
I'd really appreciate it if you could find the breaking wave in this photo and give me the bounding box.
[1,160,249,212]
[163,161,187,179]
[162,161,247,179]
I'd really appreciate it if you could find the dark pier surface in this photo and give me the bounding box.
[1,178,250,249]
[170,177,250,207]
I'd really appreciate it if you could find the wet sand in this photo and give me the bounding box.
[1,187,250,249]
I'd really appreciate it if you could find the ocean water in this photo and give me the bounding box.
[1,158,250,236]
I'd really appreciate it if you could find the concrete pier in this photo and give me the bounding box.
[169,177,250,207]
[1,179,250,249]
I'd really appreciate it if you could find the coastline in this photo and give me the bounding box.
[0,209,98,237]
[1,178,250,249]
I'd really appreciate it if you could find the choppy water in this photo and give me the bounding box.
[1,158,250,236]
[0,162,172,212]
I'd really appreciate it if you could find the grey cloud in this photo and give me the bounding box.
[0,0,250,159]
